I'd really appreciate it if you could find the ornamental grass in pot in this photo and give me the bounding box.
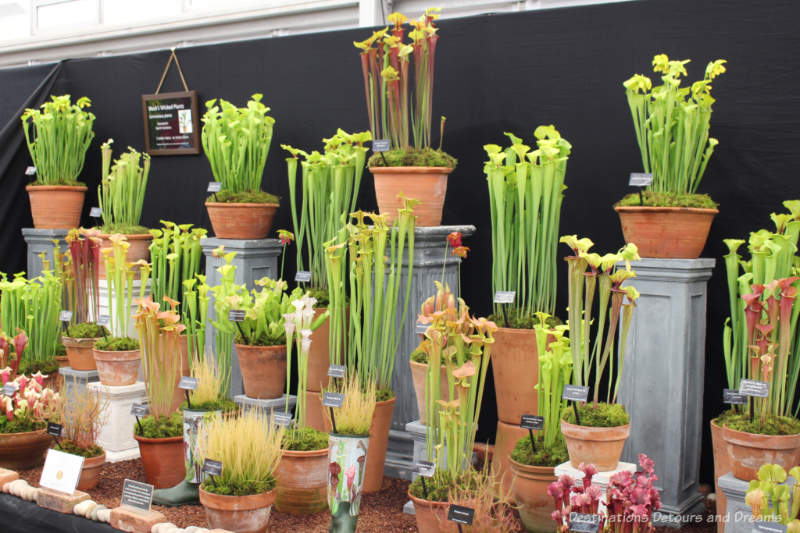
[21,95,94,228]
[483,127,571,429]
[559,236,640,472]
[354,10,457,226]
[197,409,285,533]
[202,94,279,239]
[615,54,727,258]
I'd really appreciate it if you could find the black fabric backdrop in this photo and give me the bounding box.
[1,0,799,484]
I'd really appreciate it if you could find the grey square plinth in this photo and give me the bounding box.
[202,238,281,397]
[618,258,715,526]
[234,394,296,415]
[58,367,99,398]
[22,228,69,278]
[385,225,476,480]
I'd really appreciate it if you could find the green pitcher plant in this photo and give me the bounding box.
[182,275,210,365]
[102,234,151,338]
[98,139,150,231]
[746,464,800,528]
[208,247,245,397]
[533,313,572,449]
[149,221,207,310]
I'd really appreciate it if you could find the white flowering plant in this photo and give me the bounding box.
[283,295,328,426]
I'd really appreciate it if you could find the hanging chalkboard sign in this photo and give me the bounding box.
[142,91,200,155]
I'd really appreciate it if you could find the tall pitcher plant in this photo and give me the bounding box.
[149,221,206,309]
[533,313,572,448]
[61,228,102,324]
[284,295,328,424]
[98,140,150,232]
[102,234,151,338]
[208,248,245,397]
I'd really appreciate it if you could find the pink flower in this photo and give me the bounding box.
[32,372,46,387]
[0,368,10,385]
[345,464,357,490]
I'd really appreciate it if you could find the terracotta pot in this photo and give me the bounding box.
[510,459,557,533]
[493,420,528,498]
[306,390,327,433]
[408,491,456,533]
[307,308,331,393]
[55,356,69,368]
[236,344,286,399]
[561,420,630,471]
[93,348,141,386]
[77,451,106,491]
[134,434,185,488]
[205,202,279,240]
[491,327,539,425]
[96,233,152,278]
[328,433,369,526]
[370,167,452,226]
[275,448,329,514]
[200,487,275,533]
[409,360,451,425]
[614,206,718,259]
[710,419,731,532]
[62,336,100,371]
[721,424,800,481]
[26,185,87,229]
[363,397,395,493]
[0,428,51,470]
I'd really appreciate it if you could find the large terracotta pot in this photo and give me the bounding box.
[205,202,278,240]
[510,459,557,533]
[306,390,327,433]
[199,487,276,533]
[561,420,631,471]
[134,434,184,488]
[614,206,718,259]
[408,491,456,533]
[77,451,106,491]
[493,420,528,497]
[0,428,51,469]
[410,360,451,425]
[26,185,87,229]
[236,344,286,399]
[491,327,539,425]
[363,397,395,493]
[93,348,141,386]
[63,336,100,371]
[307,308,331,393]
[96,233,152,278]
[275,448,329,514]
[328,433,369,532]
[721,424,800,481]
[370,167,452,226]
[710,419,732,532]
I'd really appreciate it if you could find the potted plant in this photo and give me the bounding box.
[745,463,800,528]
[202,94,279,239]
[149,221,207,311]
[58,228,102,326]
[54,378,107,490]
[509,313,571,532]
[132,296,185,488]
[323,201,417,492]
[20,95,95,229]
[197,409,285,532]
[93,336,140,386]
[353,10,457,226]
[323,374,375,533]
[63,322,109,371]
[207,248,242,399]
[559,235,640,471]
[95,140,152,277]
[616,54,727,258]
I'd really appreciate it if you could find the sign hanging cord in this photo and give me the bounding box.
[154,48,190,94]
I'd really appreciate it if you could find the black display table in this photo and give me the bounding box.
[0,493,119,533]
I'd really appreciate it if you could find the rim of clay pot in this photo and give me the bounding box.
[369,166,453,174]
[62,336,101,347]
[205,201,279,208]
[495,326,538,335]
[25,184,88,192]
[721,423,800,448]
[96,232,153,241]
[82,451,106,464]
[407,490,450,508]
[199,486,276,511]
[614,205,719,215]
[134,434,183,444]
[0,427,47,439]
[93,348,140,361]
[508,457,557,477]
[560,419,631,440]
[281,447,329,458]
[234,343,285,351]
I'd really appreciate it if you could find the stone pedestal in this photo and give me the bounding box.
[233,394,296,415]
[386,225,475,480]
[87,381,146,462]
[58,367,99,399]
[618,258,715,525]
[717,474,756,533]
[202,238,281,397]
[22,228,69,278]
[554,461,637,513]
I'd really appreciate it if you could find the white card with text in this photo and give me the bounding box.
[40,448,85,494]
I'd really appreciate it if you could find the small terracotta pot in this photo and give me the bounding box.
[0,428,51,470]
[26,185,87,229]
[236,344,286,399]
[77,451,106,491]
[721,424,800,481]
[55,356,69,368]
[96,233,152,278]
[62,336,100,371]
[614,206,718,259]
[493,420,529,498]
[275,448,329,514]
[205,202,279,240]
[306,390,327,433]
[93,348,141,386]
[408,491,456,533]
[510,459,557,533]
[134,434,185,488]
[561,419,631,471]
[363,397,395,493]
[199,487,276,533]
[370,167,452,227]
[409,360,451,425]
[710,419,732,530]
[491,327,539,425]
[307,308,331,393]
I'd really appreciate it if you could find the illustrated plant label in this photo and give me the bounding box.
[59,310,73,322]
[415,321,428,335]
[417,461,435,478]
[569,512,601,533]
[447,504,475,525]
[46,422,64,437]
[272,411,293,427]
[207,181,222,193]
[754,520,788,533]
[520,414,545,430]
[294,271,312,283]
[202,459,223,477]
[178,376,198,390]
[25,166,36,176]
[628,172,653,187]
[2,383,17,396]
[130,402,149,416]
[739,379,769,398]
[493,291,516,304]
[562,385,589,402]
[89,207,102,218]
[97,314,111,327]
[121,479,154,512]
[372,139,391,152]
[322,392,345,408]
[327,365,346,379]
[228,309,246,322]
[40,449,84,495]
[723,388,747,405]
